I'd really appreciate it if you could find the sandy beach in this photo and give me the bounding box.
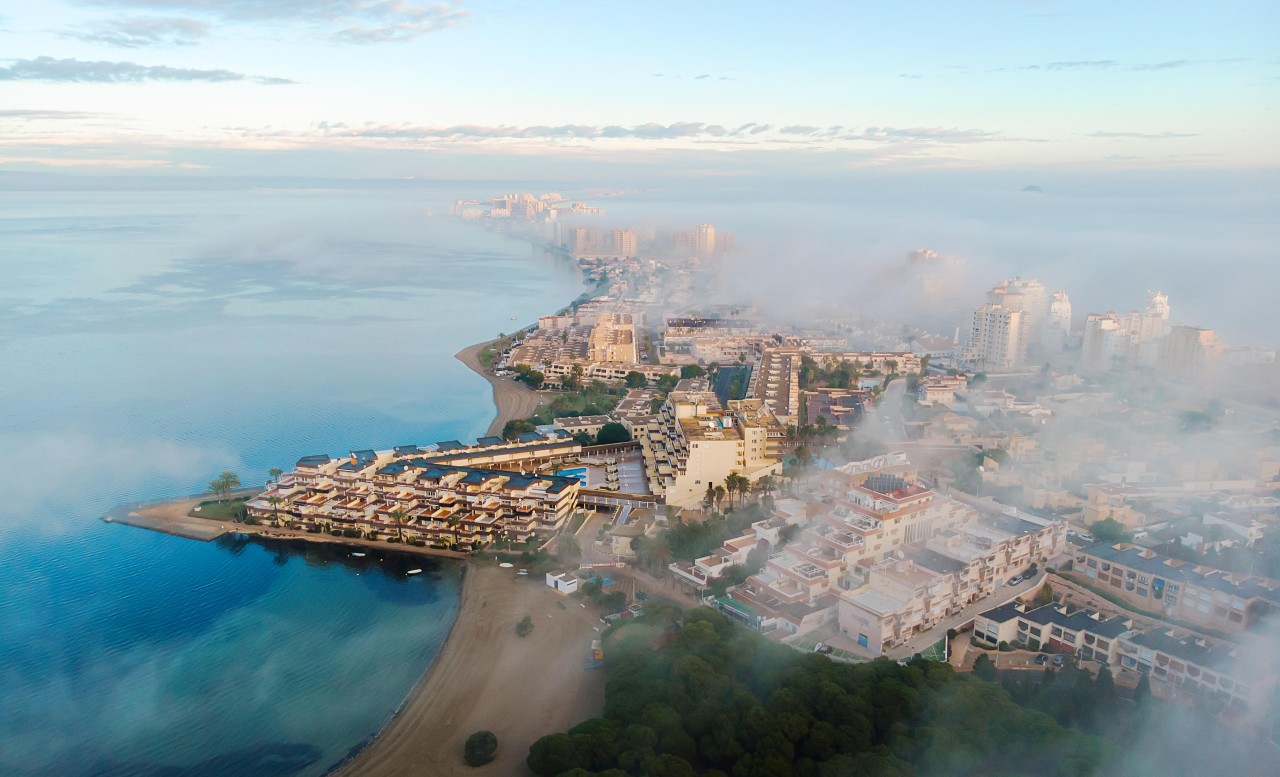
[455,341,545,437]
[333,564,606,777]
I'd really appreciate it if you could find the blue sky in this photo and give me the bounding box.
[0,0,1275,175]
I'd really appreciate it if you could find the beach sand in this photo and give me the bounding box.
[455,341,545,437]
[333,564,606,777]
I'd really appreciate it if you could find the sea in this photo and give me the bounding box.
[0,186,585,777]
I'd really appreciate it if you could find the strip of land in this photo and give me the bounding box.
[456,340,545,437]
[333,563,606,777]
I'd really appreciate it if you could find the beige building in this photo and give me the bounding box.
[1158,325,1224,379]
[247,439,582,548]
[640,379,785,507]
[1075,543,1280,633]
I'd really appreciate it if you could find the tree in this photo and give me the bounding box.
[973,653,997,681]
[266,494,283,525]
[624,371,648,388]
[209,470,241,501]
[268,466,283,483]
[713,485,726,512]
[502,418,537,441]
[464,730,498,767]
[390,507,407,544]
[1034,582,1055,607]
[558,534,582,567]
[680,364,706,379]
[516,615,535,637]
[1089,518,1129,544]
[703,483,716,511]
[520,370,545,389]
[1134,671,1152,710]
[1094,665,1116,705]
[596,423,631,445]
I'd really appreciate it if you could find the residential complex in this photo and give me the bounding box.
[246,437,583,548]
[1073,542,1280,633]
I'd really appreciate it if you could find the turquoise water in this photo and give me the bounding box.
[0,187,585,776]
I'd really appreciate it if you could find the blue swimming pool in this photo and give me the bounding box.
[555,467,588,483]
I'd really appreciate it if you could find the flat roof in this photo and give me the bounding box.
[1083,543,1280,603]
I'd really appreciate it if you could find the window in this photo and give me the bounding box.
[1138,575,1149,584]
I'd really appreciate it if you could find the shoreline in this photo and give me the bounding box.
[455,339,546,437]
[332,563,605,777]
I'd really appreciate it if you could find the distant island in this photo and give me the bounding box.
[1022,184,1045,193]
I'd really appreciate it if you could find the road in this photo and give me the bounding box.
[864,378,908,443]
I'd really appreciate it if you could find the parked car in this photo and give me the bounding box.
[1027,564,1039,577]
[1008,575,1022,585]
[517,568,529,576]
[1034,654,1049,665]
[1052,655,1066,667]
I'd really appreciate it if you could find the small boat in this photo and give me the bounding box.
[351,552,366,557]
[407,568,423,575]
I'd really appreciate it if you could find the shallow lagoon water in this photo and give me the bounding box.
[0,187,584,776]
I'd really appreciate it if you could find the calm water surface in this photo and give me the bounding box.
[0,187,584,776]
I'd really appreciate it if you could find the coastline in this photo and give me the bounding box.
[455,339,545,437]
[332,563,605,777]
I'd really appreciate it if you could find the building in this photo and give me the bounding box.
[1045,290,1072,353]
[806,387,872,427]
[640,379,786,506]
[963,303,1027,371]
[1080,291,1173,372]
[246,439,582,548]
[1074,543,1280,633]
[917,375,967,406]
[546,572,580,594]
[696,223,715,257]
[1158,325,1224,379]
[750,347,803,423]
[611,228,638,259]
[1115,627,1260,709]
[974,601,1133,660]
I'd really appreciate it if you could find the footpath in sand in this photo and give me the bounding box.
[335,564,606,777]
[455,341,545,437]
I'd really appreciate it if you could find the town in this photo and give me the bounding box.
[241,191,1280,727]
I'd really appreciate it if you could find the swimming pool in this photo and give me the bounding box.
[555,467,588,483]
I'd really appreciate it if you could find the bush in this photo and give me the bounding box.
[998,641,1012,652]
[342,529,360,538]
[947,628,958,641]
[516,615,534,637]
[463,730,498,767]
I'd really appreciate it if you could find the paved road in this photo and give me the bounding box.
[863,378,908,443]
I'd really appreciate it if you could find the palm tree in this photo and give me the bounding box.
[648,535,673,572]
[703,482,716,511]
[268,467,283,484]
[390,507,407,544]
[713,485,726,512]
[209,470,241,501]
[266,494,283,526]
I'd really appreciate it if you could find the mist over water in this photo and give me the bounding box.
[0,187,584,776]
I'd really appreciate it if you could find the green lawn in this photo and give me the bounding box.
[193,498,247,521]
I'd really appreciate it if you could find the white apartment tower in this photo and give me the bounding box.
[1080,291,1173,372]
[1044,290,1072,353]
[965,304,1027,372]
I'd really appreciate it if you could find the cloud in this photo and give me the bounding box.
[780,125,821,135]
[899,73,922,79]
[1015,58,1250,73]
[1019,60,1118,71]
[1087,131,1200,140]
[694,73,710,80]
[77,0,469,43]
[63,16,209,47]
[0,109,103,119]
[0,56,294,84]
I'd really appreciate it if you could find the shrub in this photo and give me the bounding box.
[463,730,498,767]
[516,615,534,637]
[342,529,360,538]
[998,641,1012,652]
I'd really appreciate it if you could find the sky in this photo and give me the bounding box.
[0,0,1276,177]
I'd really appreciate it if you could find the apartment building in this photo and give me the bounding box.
[639,379,786,507]
[247,439,581,548]
[1075,543,1280,633]
[917,375,968,405]
[974,601,1133,661]
[750,347,803,424]
[1115,627,1263,709]
[805,387,872,427]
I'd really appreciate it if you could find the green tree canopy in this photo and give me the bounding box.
[464,730,498,767]
[596,423,631,445]
[1089,518,1129,544]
